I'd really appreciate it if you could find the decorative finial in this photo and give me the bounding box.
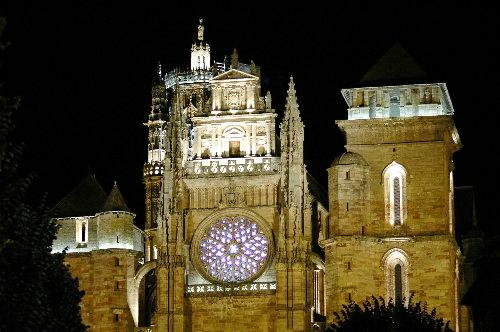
[287,75,296,96]
[197,18,204,41]
[114,180,117,186]
[285,75,300,118]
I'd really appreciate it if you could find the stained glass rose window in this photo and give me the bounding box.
[199,216,269,283]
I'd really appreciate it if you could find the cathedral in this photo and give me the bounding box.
[50,20,473,331]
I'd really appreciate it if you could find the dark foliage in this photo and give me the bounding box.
[0,18,86,331]
[327,295,452,332]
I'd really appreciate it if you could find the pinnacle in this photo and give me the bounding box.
[287,75,296,96]
[286,75,298,109]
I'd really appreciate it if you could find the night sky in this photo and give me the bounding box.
[1,3,499,234]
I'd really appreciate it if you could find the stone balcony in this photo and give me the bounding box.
[186,281,277,297]
[165,68,217,88]
[185,157,280,177]
[143,161,164,177]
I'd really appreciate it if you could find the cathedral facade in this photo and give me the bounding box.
[51,21,471,331]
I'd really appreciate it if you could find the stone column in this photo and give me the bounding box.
[245,124,251,157]
[211,126,216,157]
[217,125,223,157]
[266,122,271,156]
[251,124,257,156]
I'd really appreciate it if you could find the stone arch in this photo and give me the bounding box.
[222,125,246,139]
[382,161,408,226]
[222,126,247,157]
[127,260,157,327]
[381,248,410,303]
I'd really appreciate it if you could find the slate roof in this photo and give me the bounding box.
[101,182,131,212]
[360,43,430,85]
[49,174,107,218]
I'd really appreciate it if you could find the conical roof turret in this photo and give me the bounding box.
[101,182,130,212]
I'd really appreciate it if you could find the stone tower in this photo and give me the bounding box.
[144,62,167,263]
[134,20,327,332]
[323,44,462,329]
[50,176,144,331]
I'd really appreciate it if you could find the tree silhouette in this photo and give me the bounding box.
[327,295,452,332]
[0,18,86,331]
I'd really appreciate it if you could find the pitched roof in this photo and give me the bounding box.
[101,182,130,212]
[49,174,107,218]
[360,43,430,85]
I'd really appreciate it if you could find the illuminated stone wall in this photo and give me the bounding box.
[52,212,144,253]
[182,175,281,288]
[324,238,456,322]
[324,115,461,329]
[65,249,142,332]
[185,294,276,332]
[335,116,457,236]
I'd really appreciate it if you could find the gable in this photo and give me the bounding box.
[211,68,258,81]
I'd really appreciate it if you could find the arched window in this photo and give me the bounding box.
[382,248,410,303]
[383,162,407,226]
[394,264,402,300]
[81,222,87,242]
[76,219,88,244]
[393,177,401,225]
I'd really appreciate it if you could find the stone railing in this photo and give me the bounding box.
[186,281,276,296]
[185,157,280,177]
[143,162,164,177]
[165,69,215,88]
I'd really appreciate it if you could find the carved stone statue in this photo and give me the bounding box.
[265,91,272,109]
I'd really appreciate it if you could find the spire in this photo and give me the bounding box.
[101,182,130,212]
[197,18,204,42]
[285,76,301,120]
[281,75,304,166]
[287,76,296,99]
[152,61,163,86]
[150,61,166,117]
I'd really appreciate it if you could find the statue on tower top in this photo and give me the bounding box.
[197,19,204,41]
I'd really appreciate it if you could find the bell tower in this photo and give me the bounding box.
[323,44,462,329]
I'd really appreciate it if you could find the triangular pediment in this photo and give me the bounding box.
[212,69,258,81]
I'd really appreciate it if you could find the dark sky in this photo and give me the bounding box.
[1,3,499,234]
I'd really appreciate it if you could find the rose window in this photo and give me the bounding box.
[199,216,269,283]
